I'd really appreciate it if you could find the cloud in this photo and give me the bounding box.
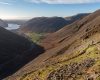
[29,0,41,3]
[0,0,16,5]
[0,1,12,5]
[27,0,100,4]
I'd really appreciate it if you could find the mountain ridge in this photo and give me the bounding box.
[19,13,89,34]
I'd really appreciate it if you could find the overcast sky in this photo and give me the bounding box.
[0,0,100,19]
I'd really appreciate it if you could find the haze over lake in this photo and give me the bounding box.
[5,24,20,30]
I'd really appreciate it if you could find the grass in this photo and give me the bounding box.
[25,32,44,43]
[20,45,100,80]
[96,76,100,80]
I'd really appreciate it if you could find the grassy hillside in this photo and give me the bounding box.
[20,44,100,80]
[25,32,44,43]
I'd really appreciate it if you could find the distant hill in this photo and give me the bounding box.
[0,19,8,27]
[0,27,44,79]
[6,10,100,80]
[5,19,27,25]
[18,14,89,33]
[19,17,68,33]
[65,13,90,23]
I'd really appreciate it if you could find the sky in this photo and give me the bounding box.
[0,0,100,19]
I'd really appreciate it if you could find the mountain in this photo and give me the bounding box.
[5,19,27,25]
[19,14,89,34]
[65,13,90,23]
[0,19,8,27]
[6,9,100,80]
[18,17,68,33]
[40,10,99,49]
[0,27,44,79]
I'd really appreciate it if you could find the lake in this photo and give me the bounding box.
[5,24,20,30]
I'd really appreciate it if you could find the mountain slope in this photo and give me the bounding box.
[5,19,27,25]
[19,14,89,34]
[0,27,44,79]
[0,19,8,27]
[65,13,90,23]
[40,10,99,49]
[18,14,89,44]
[6,10,100,80]
[19,17,68,33]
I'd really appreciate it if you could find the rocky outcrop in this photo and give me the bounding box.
[48,59,95,80]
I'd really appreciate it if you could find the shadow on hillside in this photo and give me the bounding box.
[0,43,45,79]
